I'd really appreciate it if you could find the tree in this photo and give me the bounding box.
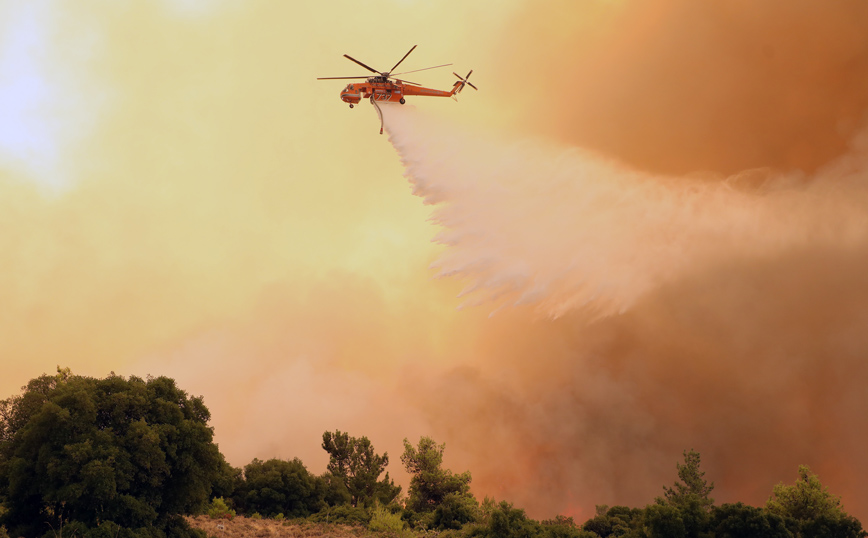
[321,430,401,507]
[464,501,541,538]
[711,503,792,538]
[644,504,687,538]
[582,506,643,537]
[0,370,221,537]
[235,458,325,518]
[400,436,473,514]
[799,512,866,538]
[766,465,845,523]
[663,449,715,511]
[766,465,865,538]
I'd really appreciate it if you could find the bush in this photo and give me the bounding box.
[206,497,236,520]
[369,505,407,534]
[309,504,372,526]
[433,493,479,530]
[236,458,325,518]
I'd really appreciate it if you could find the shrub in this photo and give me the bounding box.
[369,504,406,534]
[207,497,236,520]
[309,504,372,526]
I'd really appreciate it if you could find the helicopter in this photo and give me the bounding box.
[318,45,476,134]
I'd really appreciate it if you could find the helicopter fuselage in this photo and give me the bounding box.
[340,78,458,106]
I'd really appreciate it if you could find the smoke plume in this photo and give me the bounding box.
[383,104,868,318]
[378,79,868,519]
[5,0,868,526]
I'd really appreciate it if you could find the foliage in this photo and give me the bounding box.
[644,504,687,538]
[320,471,352,507]
[400,437,473,514]
[465,501,596,538]
[308,504,372,526]
[0,369,222,538]
[581,505,644,537]
[210,460,243,502]
[432,492,479,530]
[368,504,407,534]
[766,465,844,523]
[711,503,792,538]
[799,512,867,538]
[235,458,325,518]
[541,515,598,538]
[206,497,235,520]
[663,450,715,511]
[322,430,401,507]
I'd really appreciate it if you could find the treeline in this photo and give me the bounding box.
[0,370,864,538]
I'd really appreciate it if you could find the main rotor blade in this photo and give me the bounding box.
[394,78,421,86]
[393,63,452,76]
[390,45,417,73]
[317,76,371,80]
[343,54,379,74]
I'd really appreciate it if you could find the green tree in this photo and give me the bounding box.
[236,458,325,518]
[321,430,400,507]
[432,492,479,530]
[464,501,541,538]
[711,503,792,538]
[799,512,866,538]
[662,449,715,511]
[644,504,687,538]
[766,465,865,538]
[582,505,643,537]
[0,370,221,537]
[400,436,473,515]
[766,465,845,523]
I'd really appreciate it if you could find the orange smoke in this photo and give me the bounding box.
[497,0,868,176]
[373,0,868,521]
[3,0,868,526]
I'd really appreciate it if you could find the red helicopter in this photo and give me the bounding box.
[318,45,476,134]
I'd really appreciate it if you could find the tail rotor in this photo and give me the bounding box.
[452,70,478,94]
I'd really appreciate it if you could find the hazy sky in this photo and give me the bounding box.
[3,0,868,522]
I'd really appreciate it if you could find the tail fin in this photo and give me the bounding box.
[451,70,478,96]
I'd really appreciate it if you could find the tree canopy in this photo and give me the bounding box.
[663,449,715,511]
[0,369,221,537]
[321,430,401,507]
[401,436,473,515]
[234,458,325,518]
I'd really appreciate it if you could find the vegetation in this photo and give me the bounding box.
[322,430,401,507]
[0,369,864,538]
[0,368,220,537]
[233,457,325,518]
[401,437,473,514]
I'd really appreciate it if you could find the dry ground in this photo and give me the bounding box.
[186,515,373,538]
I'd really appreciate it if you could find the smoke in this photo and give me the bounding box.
[498,0,868,176]
[383,104,868,318]
[377,67,868,518]
[5,0,868,526]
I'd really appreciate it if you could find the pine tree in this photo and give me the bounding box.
[662,449,715,510]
